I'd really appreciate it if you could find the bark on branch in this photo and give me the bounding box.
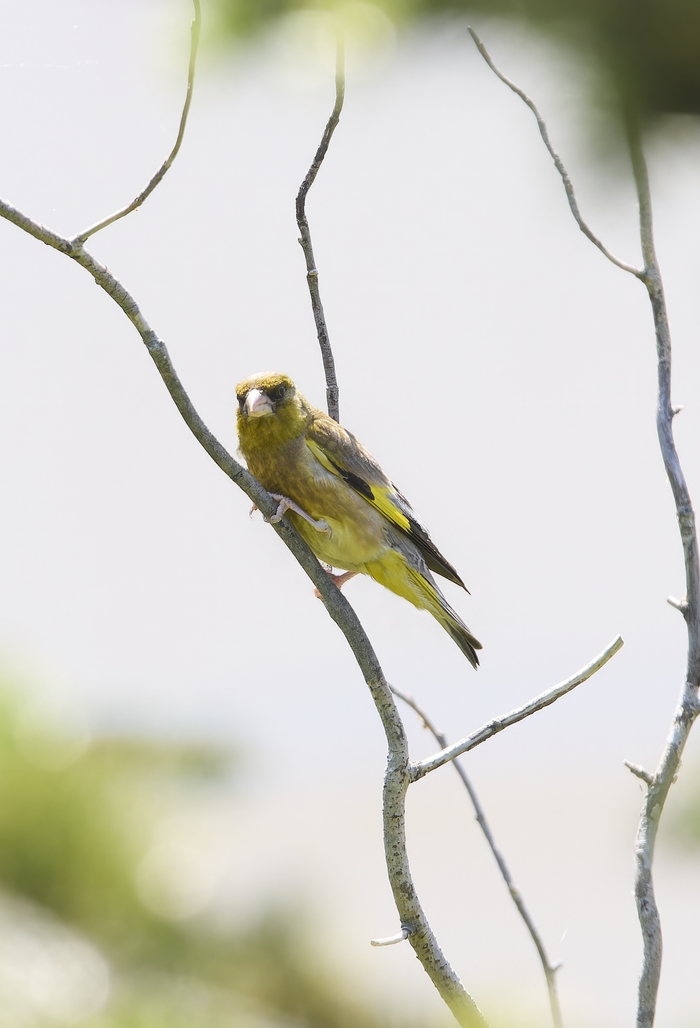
[625,114,700,1028]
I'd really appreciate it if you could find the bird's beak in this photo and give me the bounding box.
[244,388,274,418]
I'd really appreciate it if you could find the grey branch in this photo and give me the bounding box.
[411,636,623,781]
[295,28,344,422]
[473,29,700,1021]
[467,27,643,279]
[72,0,201,244]
[0,192,487,1028]
[624,113,700,1028]
[392,686,564,1028]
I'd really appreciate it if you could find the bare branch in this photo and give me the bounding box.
[72,0,201,244]
[393,687,563,1028]
[0,190,487,1028]
[625,762,654,787]
[478,30,700,1018]
[623,112,700,1028]
[296,28,344,422]
[467,26,644,279]
[410,637,623,781]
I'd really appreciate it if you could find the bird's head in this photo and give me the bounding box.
[235,372,309,448]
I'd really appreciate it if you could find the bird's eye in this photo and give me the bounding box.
[274,385,286,401]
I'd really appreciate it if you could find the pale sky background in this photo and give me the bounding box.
[1,1,700,1026]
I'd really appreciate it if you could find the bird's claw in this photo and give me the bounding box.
[267,494,331,535]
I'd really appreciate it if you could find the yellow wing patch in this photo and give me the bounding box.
[306,437,339,478]
[305,437,411,534]
[367,484,412,534]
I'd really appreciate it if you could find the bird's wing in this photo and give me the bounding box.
[305,410,467,589]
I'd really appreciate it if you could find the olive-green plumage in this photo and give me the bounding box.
[236,372,482,668]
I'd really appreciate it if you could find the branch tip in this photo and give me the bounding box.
[412,635,624,780]
[74,0,201,242]
[625,761,654,786]
[370,926,412,947]
[468,26,643,278]
[296,28,345,422]
[667,595,688,614]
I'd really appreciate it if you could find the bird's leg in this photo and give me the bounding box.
[314,569,358,599]
[267,493,331,535]
[331,570,358,588]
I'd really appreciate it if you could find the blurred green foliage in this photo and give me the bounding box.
[0,686,411,1028]
[669,773,700,851]
[209,0,700,123]
[0,697,226,966]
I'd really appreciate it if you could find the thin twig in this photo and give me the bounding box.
[370,926,411,947]
[72,0,201,244]
[625,762,654,787]
[295,27,344,422]
[392,686,564,1028]
[623,112,700,1028]
[0,192,487,1028]
[410,637,623,781]
[467,27,644,279]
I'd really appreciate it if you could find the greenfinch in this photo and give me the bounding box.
[236,372,482,667]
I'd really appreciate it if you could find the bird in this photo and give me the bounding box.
[235,371,482,667]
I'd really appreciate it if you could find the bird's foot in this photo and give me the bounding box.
[267,493,331,534]
[314,569,358,599]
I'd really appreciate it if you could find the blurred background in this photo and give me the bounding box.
[1,1,700,1026]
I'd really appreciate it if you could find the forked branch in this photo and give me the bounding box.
[0,17,635,1027]
[0,197,487,1026]
[392,686,563,1028]
[0,32,491,1019]
[470,32,700,1026]
[625,114,700,1028]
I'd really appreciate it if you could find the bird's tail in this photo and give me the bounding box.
[364,552,482,668]
[434,601,482,668]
